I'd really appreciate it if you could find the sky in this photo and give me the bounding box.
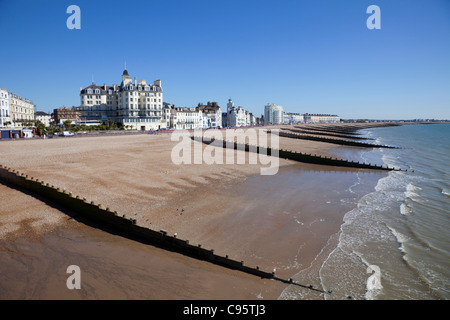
[0,0,449,120]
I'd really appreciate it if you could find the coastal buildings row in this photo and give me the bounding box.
[78,69,261,130]
[265,103,340,125]
[2,69,340,131]
[0,88,35,128]
[161,102,222,130]
[160,99,260,130]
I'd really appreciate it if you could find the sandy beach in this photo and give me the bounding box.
[0,123,394,299]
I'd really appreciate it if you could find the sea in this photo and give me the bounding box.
[318,123,449,300]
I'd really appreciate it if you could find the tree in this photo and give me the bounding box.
[35,120,46,130]
[63,120,73,130]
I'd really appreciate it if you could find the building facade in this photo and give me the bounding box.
[35,111,51,127]
[53,107,81,124]
[169,107,203,130]
[80,69,166,130]
[226,99,254,127]
[9,92,35,127]
[264,103,284,125]
[303,114,340,123]
[0,88,11,128]
[283,112,304,124]
[196,102,222,129]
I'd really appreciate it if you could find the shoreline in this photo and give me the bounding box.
[0,123,395,299]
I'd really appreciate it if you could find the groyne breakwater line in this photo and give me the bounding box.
[293,123,402,135]
[281,128,375,140]
[269,130,400,149]
[0,165,328,295]
[192,137,404,171]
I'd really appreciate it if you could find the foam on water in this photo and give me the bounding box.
[405,183,422,199]
[280,124,449,300]
[320,125,449,300]
[400,203,411,216]
[387,225,408,254]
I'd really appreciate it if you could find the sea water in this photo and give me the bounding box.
[319,123,449,300]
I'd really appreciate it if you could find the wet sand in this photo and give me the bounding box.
[0,222,287,300]
[0,123,390,299]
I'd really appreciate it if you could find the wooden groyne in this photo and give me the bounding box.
[0,165,329,293]
[293,123,401,135]
[281,128,374,140]
[271,130,400,149]
[193,137,404,171]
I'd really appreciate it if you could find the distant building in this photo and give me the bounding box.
[79,69,165,130]
[226,99,253,127]
[264,103,283,125]
[8,91,35,127]
[35,111,51,127]
[283,112,304,124]
[196,101,222,129]
[170,106,203,130]
[0,88,11,128]
[162,102,172,128]
[303,113,340,123]
[53,107,81,124]
[221,112,228,128]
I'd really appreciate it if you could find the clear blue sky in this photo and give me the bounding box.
[1,0,449,119]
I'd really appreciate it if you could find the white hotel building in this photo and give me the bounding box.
[80,69,165,130]
[170,107,203,130]
[0,88,11,128]
[7,92,35,127]
[264,103,284,125]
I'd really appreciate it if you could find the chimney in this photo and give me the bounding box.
[103,83,107,90]
[134,77,137,86]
